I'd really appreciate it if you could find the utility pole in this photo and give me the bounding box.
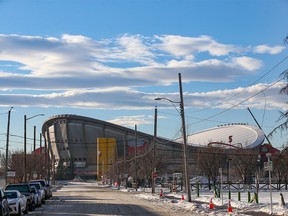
[5,107,13,185]
[24,115,27,182]
[247,107,272,145]
[152,106,157,194]
[178,73,191,202]
[33,126,36,174]
[24,114,44,182]
[134,125,138,191]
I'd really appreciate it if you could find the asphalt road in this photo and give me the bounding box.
[30,182,196,216]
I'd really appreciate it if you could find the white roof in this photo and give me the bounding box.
[185,124,265,148]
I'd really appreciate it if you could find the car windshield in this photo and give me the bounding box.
[31,180,45,187]
[4,191,17,199]
[30,184,41,189]
[6,185,29,193]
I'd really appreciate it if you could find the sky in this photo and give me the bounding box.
[0,0,288,153]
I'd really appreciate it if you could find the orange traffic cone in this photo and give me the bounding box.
[209,197,214,209]
[159,189,163,198]
[227,200,233,213]
[181,194,185,201]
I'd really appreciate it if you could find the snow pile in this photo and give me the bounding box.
[118,186,288,215]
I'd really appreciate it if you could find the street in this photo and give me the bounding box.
[31,182,195,216]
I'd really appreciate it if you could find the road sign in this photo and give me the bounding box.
[152,172,157,178]
[7,170,16,177]
[264,161,273,171]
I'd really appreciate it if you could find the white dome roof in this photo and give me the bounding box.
[186,124,265,148]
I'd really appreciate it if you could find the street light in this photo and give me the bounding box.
[155,73,192,202]
[24,114,44,182]
[5,107,13,185]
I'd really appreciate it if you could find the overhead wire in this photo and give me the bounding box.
[189,55,288,114]
[184,54,288,128]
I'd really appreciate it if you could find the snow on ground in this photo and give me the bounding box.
[115,185,288,216]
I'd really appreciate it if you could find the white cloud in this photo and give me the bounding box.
[154,35,239,57]
[108,115,153,126]
[0,82,286,112]
[0,33,285,111]
[254,45,285,54]
[232,57,262,71]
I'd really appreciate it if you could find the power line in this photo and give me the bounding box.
[190,55,288,114]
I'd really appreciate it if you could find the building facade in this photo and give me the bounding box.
[42,114,268,179]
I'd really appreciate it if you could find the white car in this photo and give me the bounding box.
[29,182,45,204]
[4,190,28,215]
[30,186,42,207]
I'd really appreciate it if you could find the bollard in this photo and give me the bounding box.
[255,192,258,204]
[280,193,286,206]
[196,182,200,197]
[248,191,251,203]
[238,191,241,201]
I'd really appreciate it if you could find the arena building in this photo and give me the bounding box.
[42,114,268,179]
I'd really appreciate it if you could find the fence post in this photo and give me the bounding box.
[196,182,199,197]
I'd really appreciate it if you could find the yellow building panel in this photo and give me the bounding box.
[96,138,116,180]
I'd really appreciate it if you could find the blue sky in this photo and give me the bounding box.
[0,0,287,152]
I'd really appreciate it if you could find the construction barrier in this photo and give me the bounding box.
[209,197,214,209]
[159,189,164,198]
[227,200,233,213]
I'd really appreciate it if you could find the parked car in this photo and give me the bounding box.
[29,186,41,207]
[4,190,28,215]
[30,180,52,199]
[5,183,35,212]
[28,182,45,204]
[0,189,9,216]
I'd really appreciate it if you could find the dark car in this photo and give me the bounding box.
[0,189,9,216]
[30,180,52,199]
[5,183,35,212]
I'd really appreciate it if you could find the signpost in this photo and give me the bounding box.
[266,153,273,215]
[219,168,223,205]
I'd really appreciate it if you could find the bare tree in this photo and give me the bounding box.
[231,149,258,185]
[272,145,288,189]
[268,35,288,139]
[196,147,225,190]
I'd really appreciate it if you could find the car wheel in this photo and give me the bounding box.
[23,203,28,214]
[29,202,35,212]
[17,205,21,216]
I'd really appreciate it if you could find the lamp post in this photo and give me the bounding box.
[24,114,44,182]
[5,107,13,185]
[155,73,191,202]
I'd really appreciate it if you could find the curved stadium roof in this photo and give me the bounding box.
[186,124,265,149]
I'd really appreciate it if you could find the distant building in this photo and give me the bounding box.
[42,114,268,178]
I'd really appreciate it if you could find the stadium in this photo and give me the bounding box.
[42,114,272,179]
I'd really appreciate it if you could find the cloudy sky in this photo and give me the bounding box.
[0,0,287,151]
